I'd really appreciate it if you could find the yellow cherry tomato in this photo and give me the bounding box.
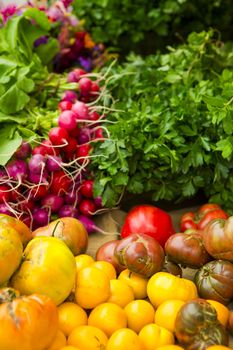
[58,302,88,336]
[139,323,174,350]
[147,272,198,308]
[75,266,110,309]
[206,347,232,350]
[60,347,82,350]
[75,254,95,273]
[124,299,155,333]
[67,325,108,350]
[107,279,135,307]
[47,329,66,350]
[118,268,148,299]
[206,300,230,327]
[154,300,186,333]
[106,328,144,350]
[88,302,127,337]
[91,260,117,280]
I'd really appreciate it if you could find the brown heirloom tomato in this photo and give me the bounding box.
[165,232,211,269]
[175,299,228,350]
[95,240,125,274]
[203,216,233,261]
[0,287,58,350]
[0,214,32,247]
[194,260,233,305]
[162,257,182,277]
[114,233,165,278]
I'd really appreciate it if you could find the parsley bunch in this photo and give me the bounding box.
[92,30,233,212]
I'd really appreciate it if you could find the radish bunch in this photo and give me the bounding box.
[0,68,106,232]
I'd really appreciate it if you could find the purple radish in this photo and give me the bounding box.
[47,156,62,172]
[41,194,64,213]
[58,205,79,218]
[77,215,108,235]
[78,127,91,144]
[0,203,14,216]
[62,90,77,103]
[28,170,48,184]
[15,141,32,159]
[6,159,28,181]
[28,154,47,174]
[94,196,103,208]
[65,191,82,205]
[32,207,50,227]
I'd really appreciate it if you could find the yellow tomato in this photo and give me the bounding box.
[154,300,185,333]
[107,279,135,307]
[91,260,117,280]
[75,266,110,309]
[147,272,198,308]
[206,300,230,327]
[75,254,95,273]
[67,325,108,350]
[155,346,184,350]
[139,324,174,350]
[106,328,144,350]
[12,237,76,305]
[124,299,155,333]
[58,302,88,336]
[88,302,127,337]
[47,329,66,350]
[118,268,148,299]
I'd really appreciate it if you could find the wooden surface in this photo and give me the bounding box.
[87,206,233,348]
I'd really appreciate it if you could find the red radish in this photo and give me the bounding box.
[41,194,64,213]
[0,185,11,203]
[18,199,35,212]
[78,77,92,96]
[32,145,48,156]
[58,100,72,111]
[6,159,28,181]
[58,205,79,218]
[89,111,100,121]
[48,127,69,146]
[63,137,77,154]
[28,154,47,174]
[41,140,60,156]
[58,110,77,131]
[121,204,175,248]
[94,127,104,139]
[62,90,77,103]
[28,170,48,184]
[72,101,89,120]
[79,199,96,216]
[90,82,100,95]
[80,179,93,198]
[50,170,71,195]
[15,141,32,159]
[47,156,62,172]
[76,144,92,164]
[30,184,49,200]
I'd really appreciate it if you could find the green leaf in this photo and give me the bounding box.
[22,8,51,31]
[0,125,22,166]
[203,95,225,108]
[0,84,30,114]
[216,137,233,158]
[35,38,59,66]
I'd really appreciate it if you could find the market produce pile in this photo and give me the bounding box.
[1,0,233,349]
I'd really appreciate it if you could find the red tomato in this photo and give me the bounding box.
[120,205,175,248]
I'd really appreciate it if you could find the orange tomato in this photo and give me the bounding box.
[147,272,198,308]
[106,328,144,350]
[124,299,155,333]
[138,323,174,350]
[118,268,148,299]
[206,300,230,327]
[75,266,110,309]
[107,279,135,307]
[58,302,88,336]
[88,302,127,337]
[67,325,108,350]
[75,254,95,273]
[154,300,185,333]
[91,260,117,280]
[155,346,184,350]
[47,329,66,350]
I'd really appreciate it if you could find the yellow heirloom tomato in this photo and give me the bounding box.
[118,268,148,299]
[139,324,174,350]
[147,272,198,308]
[154,300,186,333]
